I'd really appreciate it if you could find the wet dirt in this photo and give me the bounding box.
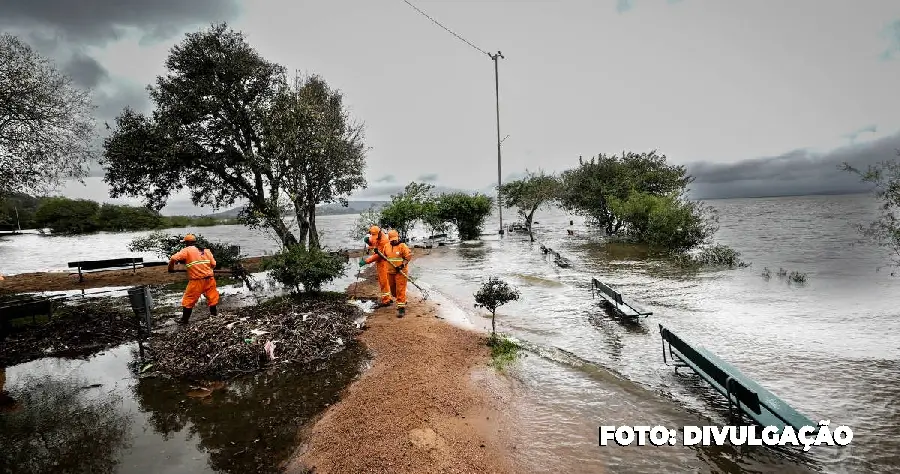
[288,271,516,474]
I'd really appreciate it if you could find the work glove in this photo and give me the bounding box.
[397,263,406,272]
[358,258,366,267]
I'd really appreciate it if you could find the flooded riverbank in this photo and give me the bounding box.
[1,193,896,473]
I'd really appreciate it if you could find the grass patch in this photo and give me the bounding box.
[761,267,808,285]
[487,334,520,372]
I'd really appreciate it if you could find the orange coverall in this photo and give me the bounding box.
[169,246,220,309]
[366,235,412,310]
[367,228,392,305]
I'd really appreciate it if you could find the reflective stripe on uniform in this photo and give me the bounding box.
[397,302,406,307]
[185,259,211,268]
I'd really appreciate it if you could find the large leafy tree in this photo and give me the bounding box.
[103,23,335,248]
[0,34,96,196]
[499,170,560,240]
[559,150,691,234]
[262,75,366,248]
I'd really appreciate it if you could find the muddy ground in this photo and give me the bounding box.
[288,271,517,474]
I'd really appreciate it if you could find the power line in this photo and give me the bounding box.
[401,0,490,57]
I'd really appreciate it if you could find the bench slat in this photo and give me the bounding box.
[68,257,143,270]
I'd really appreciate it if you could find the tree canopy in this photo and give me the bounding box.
[842,156,900,268]
[559,151,691,234]
[0,34,96,197]
[102,23,366,249]
[499,170,560,240]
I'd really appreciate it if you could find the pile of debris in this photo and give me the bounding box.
[148,295,365,379]
[0,299,139,367]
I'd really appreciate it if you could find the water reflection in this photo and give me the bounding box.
[132,343,366,474]
[0,373,132,474]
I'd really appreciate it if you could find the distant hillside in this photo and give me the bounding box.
[203,201,387,219]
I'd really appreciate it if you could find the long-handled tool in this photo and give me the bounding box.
[372,247,430,300]
[349,244,367,301]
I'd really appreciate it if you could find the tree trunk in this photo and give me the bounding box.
[491,310,496,338]
[307,201,320,249]
[291,197,310,249]
[268,215,298,248]
[526,207,537,242]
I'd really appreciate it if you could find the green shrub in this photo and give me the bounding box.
[607,192,718,254]
[437,192,493,240]
[672,244,749,268]
[474,276,520,337]
[262,246,347,294]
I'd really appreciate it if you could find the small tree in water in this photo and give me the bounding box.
[474,277,520,339]
[841,157,900,270]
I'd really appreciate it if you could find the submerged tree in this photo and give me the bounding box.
[0,34,96,197]
[103,23,367,249]
[499,170,560,241]
[841,157,900,268]
[559,151,692,234]
[436,192,494,240]
[474,276,520,338]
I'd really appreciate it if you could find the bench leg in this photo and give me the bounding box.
[78,267,83,283]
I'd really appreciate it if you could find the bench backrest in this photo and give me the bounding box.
[68,257,143,271]
[592,278,623,305]
[660,326,761,414]
[0,299,54,320]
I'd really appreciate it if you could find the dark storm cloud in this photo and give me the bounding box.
[375,175,396,183]
[686,131,900,199]
[64,52,109,88]
[0,0,240,45]
[417,174,439,183]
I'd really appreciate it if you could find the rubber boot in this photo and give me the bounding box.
[397,307,405,318]
[209,305,218,316]
[179,307,192,325]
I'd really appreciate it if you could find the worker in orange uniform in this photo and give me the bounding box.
[168,234,219,324]
[360,229,412,317]
[364,226,392,307]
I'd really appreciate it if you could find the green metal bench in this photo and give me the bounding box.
[659,324,817,434]
[591,277,652,319]
[68,257,144,282]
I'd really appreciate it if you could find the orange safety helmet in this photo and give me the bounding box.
[369,225,381,235]
[182,234,197,243]
[387,229,399,241]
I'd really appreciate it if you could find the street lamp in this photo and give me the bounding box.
[489,51,505,236]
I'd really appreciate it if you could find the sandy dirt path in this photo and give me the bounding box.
[287,271,517,474]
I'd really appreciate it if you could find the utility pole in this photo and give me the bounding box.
[490,51,505,236]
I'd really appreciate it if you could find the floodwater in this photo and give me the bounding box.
[1,193,898,473]
[0,341,367,474]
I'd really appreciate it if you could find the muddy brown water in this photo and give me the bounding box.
[2,194,898,473]
[0,341,367,474]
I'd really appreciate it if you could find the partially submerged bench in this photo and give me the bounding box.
[591,277,652,319]
[659,324,816,434]
[0,297,56,338]
[68,257,144,282]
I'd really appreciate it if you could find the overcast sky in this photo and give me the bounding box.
[3,0,900,214]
